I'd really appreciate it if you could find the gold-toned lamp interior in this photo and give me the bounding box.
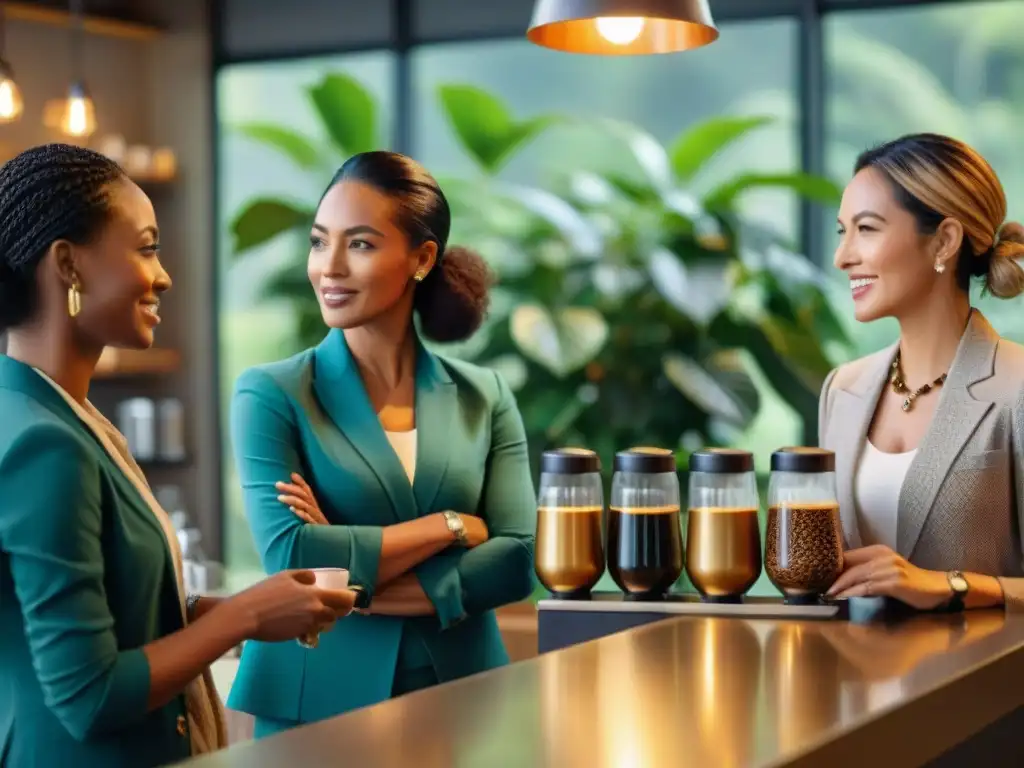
[527,15,719,55]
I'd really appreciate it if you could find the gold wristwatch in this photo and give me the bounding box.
[443,510,468,546]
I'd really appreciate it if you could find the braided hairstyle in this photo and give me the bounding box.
[0,143,125,332]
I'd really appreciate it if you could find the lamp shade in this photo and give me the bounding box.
[527,0,718,55]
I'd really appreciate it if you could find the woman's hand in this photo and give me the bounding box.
[826,545,953,610]
[226,569,357,642]
[458,513,489,548]
[276,473,328,525]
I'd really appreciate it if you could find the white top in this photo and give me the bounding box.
[853,440,917,550]
[385,429,417,483]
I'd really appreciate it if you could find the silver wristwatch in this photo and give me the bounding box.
[442,511,468,546]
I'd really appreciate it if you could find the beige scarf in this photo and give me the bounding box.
[35,370,228,756]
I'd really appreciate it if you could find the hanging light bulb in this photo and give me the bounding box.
[0,1,20,123]
[595,17,646,45]
[528,0,718,55]
[0,59,22,123]
[58,80,96,138]
[48,0,98,139]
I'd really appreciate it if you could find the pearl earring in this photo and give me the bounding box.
[934,260,946,274]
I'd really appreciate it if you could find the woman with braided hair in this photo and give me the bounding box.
[0,144,359,767]
[820,133,1024,613]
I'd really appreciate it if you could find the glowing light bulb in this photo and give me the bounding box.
[59,82,97,138]
[0,60,22,123]
[595,16,645,45]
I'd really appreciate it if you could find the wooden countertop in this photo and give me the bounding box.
[183,610,1024,768]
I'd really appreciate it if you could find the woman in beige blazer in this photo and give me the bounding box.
[822,133,1024,612]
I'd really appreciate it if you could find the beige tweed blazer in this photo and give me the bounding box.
[818,310,1024,610]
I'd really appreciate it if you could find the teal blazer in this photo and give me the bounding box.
[227,330,536,724]
[0,357,192,767]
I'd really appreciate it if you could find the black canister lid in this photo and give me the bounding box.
[770,446,835,473]
[541,447,601,475]
[613,446,677,474]
[688,448,754,474]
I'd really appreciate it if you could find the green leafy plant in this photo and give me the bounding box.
[226,71,851,478]
[431,84,850,472]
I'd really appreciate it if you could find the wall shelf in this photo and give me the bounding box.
[94,347,180,378]
[6,1,162,41]
[137,457,189,471]
[130,172,178,187]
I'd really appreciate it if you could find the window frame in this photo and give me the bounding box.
[207,0,1020,561]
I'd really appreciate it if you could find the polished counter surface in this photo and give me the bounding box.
[185,610,1024,768]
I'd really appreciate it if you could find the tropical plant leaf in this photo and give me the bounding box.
[230,199,313,255]
[829,33,967,139]
[708,313,820,432]
[758,315,835,387]
[259,258,312,303]
[494,182,602,258]
[593,118,673,191]
[662,353,753,425]
[703,172,842,211]
[438,84,556,174]
[669,115,774,181]
[509,304,608,377]
[308,73,378,157]
[234,123,325,170]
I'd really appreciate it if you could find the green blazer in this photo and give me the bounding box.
[227,330,536,724]
[0,357,191,767]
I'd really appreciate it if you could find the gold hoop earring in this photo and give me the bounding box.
[67,282,82,318]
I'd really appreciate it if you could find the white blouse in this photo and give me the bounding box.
[385,428,417,483]
[853,440,917,550]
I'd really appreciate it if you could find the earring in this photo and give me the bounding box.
[414,271,426,282]
[67,281,82,318]
[934,260,946,274]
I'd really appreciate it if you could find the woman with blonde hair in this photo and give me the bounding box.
[822,133,1024,611]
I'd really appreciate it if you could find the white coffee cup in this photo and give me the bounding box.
[298,568,352,649]
[311,567,349,590]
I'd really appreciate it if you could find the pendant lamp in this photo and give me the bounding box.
[527,0,718,55]
[57,0,97,138]
[0,3,23,123]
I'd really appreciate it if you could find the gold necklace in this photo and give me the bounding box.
[890,352,947,412]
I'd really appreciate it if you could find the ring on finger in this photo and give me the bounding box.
[297,630,321,649]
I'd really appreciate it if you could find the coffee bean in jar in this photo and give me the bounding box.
[765,447,843,605]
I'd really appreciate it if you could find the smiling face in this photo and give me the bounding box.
[66,178,171,349]
[834,167,948,323]
[307,181,435,330]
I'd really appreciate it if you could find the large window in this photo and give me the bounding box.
[824,1,1024,359]
[412,19,800,238]
[410,20,802,596]
[217,52,395,583]
[213,1,1024,589]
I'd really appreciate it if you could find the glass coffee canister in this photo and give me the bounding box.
[534,448,605,599]
[685,448,762,603]
[765,447,844,605]
[608,447,683,600]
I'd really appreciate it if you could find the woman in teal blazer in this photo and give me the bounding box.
[227,151,537,736]
[0,145,355,767]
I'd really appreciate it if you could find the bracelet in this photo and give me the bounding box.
[185,593,201,622]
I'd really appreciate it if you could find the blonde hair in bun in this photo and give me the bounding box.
[989,221,1024,299]
[855,133,1024,299]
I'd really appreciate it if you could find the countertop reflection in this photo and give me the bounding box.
[184,611,1024,768]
